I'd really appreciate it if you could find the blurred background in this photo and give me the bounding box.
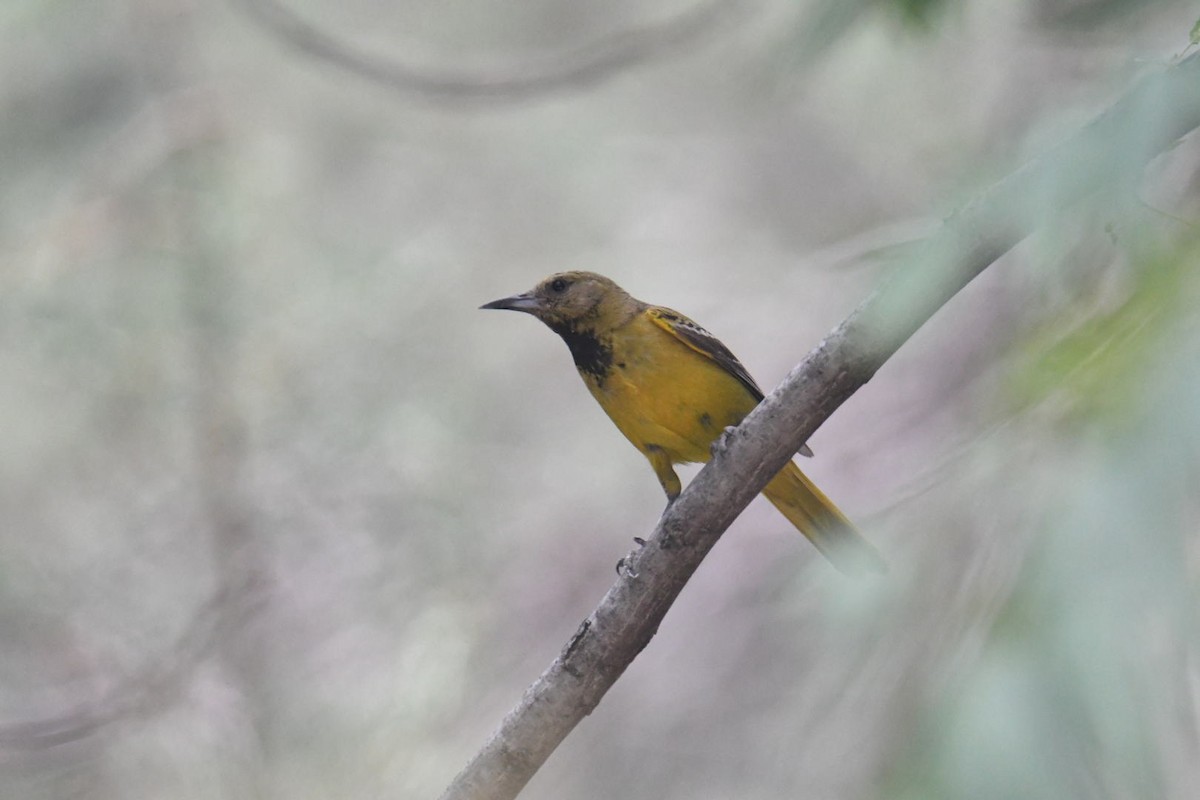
[2,0,1199,798]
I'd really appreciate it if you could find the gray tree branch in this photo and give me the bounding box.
[232,0,751,102]
[437,51,1200,800]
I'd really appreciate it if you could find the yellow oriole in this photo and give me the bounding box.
[482,271,884,574]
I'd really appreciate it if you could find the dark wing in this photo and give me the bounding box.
[646,305,815,457]
[647,305,764,400]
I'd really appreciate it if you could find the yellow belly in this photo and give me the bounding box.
[580,320,759,464]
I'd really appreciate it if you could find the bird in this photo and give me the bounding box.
[481,271,885,575]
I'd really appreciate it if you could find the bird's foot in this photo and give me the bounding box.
[710,425,739,458]
[615,536,647,578]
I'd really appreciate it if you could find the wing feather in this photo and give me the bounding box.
[647,306,764,400]
[646,306,815,458]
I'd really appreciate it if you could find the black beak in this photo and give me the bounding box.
[480,291,542,314]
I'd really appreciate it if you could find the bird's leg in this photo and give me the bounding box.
[616,447,682,578]
[645,445,682,510]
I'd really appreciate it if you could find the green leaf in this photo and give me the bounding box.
[1007,238,1200,428]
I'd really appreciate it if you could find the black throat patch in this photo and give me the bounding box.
[550,323,613,384]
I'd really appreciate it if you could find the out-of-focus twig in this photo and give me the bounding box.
[438,52,1200,800]
[0,0,267,757]
[0,574,263,751]
[2,89,223,289]
[795,216,938,272]
[232,0,752,103]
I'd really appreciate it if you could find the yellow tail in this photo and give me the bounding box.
[762,462,886,575]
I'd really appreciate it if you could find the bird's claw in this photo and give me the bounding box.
[710,425,739,457]
[615,536,647,578]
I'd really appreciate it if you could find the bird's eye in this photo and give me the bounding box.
[549,278,568,293]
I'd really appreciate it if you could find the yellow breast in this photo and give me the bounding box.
[579,314,758,465]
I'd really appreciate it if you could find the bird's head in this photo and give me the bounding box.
[480,271,637,331]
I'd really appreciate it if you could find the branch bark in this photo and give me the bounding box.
[439,52,1200,800]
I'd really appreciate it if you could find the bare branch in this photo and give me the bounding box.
[438,52,1200,800]
[232,0,751,102]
